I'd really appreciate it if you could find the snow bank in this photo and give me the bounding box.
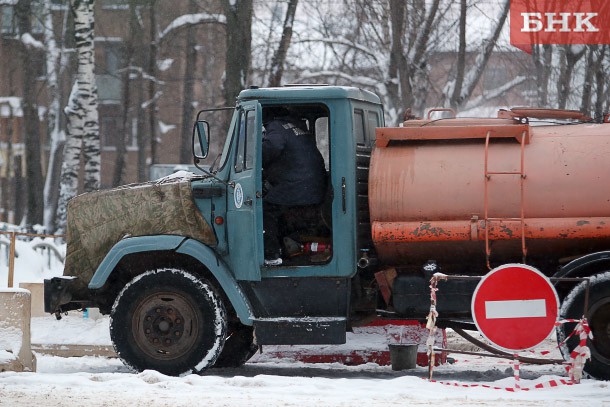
[0,288,35,371]
[0,237,65,288]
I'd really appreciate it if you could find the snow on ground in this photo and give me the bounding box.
[1,234,609,406]
[0,313,607,406]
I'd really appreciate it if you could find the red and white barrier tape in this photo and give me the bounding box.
[555,318,592,384]
[429,378,573,392]
[426,274,446,380]
[514,355,520,391]
[425,274,592,390]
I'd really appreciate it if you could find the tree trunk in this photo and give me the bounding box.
[453,0,510,110]
[136,75,146,182]
[112,68,130,186]
[449,0,467,110]
[180,0,198,164]
[42,0,66,232]
[16,0,45,226]
[386,0,409,123]
[56,0,99,234]
[267,0,298,87]
[557,45,585,110]
[532,44,552,106]
[133,1,146,182]
[594,46,608,119]
[148,1,158,167]
[112,0,139,186]
[580,46,596,115]
[410,0,441,116]
[223,0,253,105]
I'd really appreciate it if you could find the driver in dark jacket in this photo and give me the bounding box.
[262,106,327,266]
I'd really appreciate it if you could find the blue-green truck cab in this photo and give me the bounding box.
[44,86,385,376]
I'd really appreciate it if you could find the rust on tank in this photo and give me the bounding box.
[410,222,449,238]
[371,217,610,244]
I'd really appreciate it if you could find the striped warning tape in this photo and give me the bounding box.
[555,318,592,384]
[428,378,574,392]
[514,355,520,391]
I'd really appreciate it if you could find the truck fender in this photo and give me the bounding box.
[175,238,254,326]
[554,251,610,278]
[88,235,254,326]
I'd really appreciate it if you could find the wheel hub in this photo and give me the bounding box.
[142,306,185,349]
[133,293,200,359]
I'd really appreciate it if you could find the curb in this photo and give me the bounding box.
[31,344,117,358]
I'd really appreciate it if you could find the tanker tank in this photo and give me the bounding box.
[369,108,610,271]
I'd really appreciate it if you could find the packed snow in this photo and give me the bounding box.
[1,234,609,406]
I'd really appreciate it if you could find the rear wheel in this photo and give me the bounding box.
[110,268,227,376]
[557,271,610,380]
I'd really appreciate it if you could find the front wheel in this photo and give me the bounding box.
[110,268,227,376]
[557,271,610,380]
[214,323,257,368]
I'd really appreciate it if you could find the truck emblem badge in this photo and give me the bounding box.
[234,183,244,208]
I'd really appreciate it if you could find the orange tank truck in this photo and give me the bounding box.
[369,108,610,270]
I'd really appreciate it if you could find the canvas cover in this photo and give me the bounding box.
[63,176,216,294]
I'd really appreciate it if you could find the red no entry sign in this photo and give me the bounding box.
[471,264,559,352]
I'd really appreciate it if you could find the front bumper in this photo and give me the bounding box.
[44,276,83,315]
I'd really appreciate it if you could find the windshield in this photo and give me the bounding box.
[215,109,238,172]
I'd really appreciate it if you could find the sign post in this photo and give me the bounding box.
[472,264,559,352]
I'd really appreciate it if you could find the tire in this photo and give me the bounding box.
[213,323,257,368]
[557,271,610,380]
[110,268,227,376]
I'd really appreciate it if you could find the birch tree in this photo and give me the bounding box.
[56,0,100,234]
[42,0,69,232]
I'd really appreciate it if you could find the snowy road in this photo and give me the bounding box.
[1,353,609,406]
[1,314,609,406]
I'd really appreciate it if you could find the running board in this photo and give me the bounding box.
[253,317,347,345]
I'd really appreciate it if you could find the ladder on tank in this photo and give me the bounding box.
[483,129,528,269]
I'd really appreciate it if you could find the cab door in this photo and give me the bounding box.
[226,101,263,281]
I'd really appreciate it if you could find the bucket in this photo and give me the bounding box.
[388,343,418,371]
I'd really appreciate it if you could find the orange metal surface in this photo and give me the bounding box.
[497,107,591,121]
[372,217,610,242]
[369,120,610,264]
[375,121,530,147]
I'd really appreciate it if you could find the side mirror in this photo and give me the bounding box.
[192,120,210,159]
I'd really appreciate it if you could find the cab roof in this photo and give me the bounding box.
[237,85,381,105]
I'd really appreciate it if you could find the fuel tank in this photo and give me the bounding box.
[369,110,610,267]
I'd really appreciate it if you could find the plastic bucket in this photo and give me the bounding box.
[388,343,418,371]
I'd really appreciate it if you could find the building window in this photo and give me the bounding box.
[1,4,44,36]
[1,6,15,35]
[96,40,123,102]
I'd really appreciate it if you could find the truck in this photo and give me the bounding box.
[45,85,610,379]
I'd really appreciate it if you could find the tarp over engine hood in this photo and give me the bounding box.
[63,174,216,294]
